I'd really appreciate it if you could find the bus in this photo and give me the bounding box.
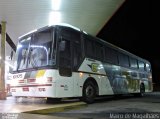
[10,24,152,103]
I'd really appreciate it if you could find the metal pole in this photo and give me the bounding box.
[0,21,6,100]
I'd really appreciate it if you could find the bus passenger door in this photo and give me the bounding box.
[72,43,82,96]
[58,38,73,97]
[71,31,82,97]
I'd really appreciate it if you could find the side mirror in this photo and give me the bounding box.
[59,40,66,51]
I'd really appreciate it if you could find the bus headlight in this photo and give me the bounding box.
[36,77,53,84]
[36,78,45,84]
[11,80,18,86]
[46,77,53,83]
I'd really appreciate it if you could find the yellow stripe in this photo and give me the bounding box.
[23,102,87,114]
[36,70,46,78]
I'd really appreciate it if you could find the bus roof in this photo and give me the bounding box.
[18,23,81,39]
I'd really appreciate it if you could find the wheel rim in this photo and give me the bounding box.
[85,85,94,98]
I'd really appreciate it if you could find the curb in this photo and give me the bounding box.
[23,102,87,114]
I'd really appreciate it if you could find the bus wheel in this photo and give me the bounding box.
[140,83,145,96]
[46,98,61,103]
[134,83,145,97]
[83,81,96,104]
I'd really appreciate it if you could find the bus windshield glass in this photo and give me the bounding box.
[14,28,56,71]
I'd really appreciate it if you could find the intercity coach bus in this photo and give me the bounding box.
[10,24,152,103]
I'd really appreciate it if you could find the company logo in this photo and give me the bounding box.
[88,63,99,72]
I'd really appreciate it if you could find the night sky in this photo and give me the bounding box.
[97,0,159,84]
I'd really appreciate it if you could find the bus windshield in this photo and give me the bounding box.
[14,28,56,71]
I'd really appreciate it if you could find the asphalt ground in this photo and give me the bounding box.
[1,92,160,119]
[0,97,86,119]
[50,92,160,119]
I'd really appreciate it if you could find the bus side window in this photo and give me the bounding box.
[138,61,145,71]
[95,42,104,61]
[146,63,151,72]
[105,47,118,65]
[118,53,129,67]
[84,36,95,59]
[129,57,138,69]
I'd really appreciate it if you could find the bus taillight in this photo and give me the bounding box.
[23,87,29,91]
[28,78,36,83]
[47,77,53,83]
[38,88,46,92]
[18,80,24,83]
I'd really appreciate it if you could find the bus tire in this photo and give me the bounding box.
[83,81,96,104]
[134,83,145,97]
[140,83,145,96]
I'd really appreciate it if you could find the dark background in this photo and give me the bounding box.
[97,0,160,89]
